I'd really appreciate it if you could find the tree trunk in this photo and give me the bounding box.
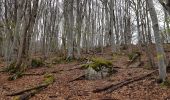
[147,0,167,81]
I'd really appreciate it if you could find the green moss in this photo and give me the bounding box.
[31,58,44,68]
[13,96,20,100]
[43,73,55,84]
[3,61,26,81]
[91,57,112,67]
[160,80,170,88]
[81,57,113,72]
[127,53,134,60]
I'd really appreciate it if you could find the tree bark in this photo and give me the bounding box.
[147,0,167,81]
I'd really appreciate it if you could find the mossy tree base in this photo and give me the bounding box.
[4,58,46,81]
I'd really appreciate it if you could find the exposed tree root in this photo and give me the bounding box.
[93,70,157,93]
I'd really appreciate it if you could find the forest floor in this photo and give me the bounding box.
[0,46,170,100]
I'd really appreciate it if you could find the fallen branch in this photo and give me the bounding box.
[23,73,45,76]
[69,74,86,82]
[14,88,45,100]
[7,74,55,100]
[93,70,157,93]
[6,83,49,96]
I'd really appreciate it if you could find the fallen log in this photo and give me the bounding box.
[14,88,44,100]
[93,70,157,93]
[7,74,55,100]
[6,83,49,96]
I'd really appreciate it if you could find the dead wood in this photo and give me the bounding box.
[15,88,44,100]
[93,70,157,93]
[69,74,86,82]
[23,73,45,76]
[6,83,49,96]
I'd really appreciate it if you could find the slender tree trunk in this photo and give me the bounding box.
[110,0,116,52]
[147,0,167,81]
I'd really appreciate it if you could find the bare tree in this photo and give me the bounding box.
[147,0,167,82]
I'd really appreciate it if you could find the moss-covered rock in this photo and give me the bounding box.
[81,57,117,80]
[81,57,113,72]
